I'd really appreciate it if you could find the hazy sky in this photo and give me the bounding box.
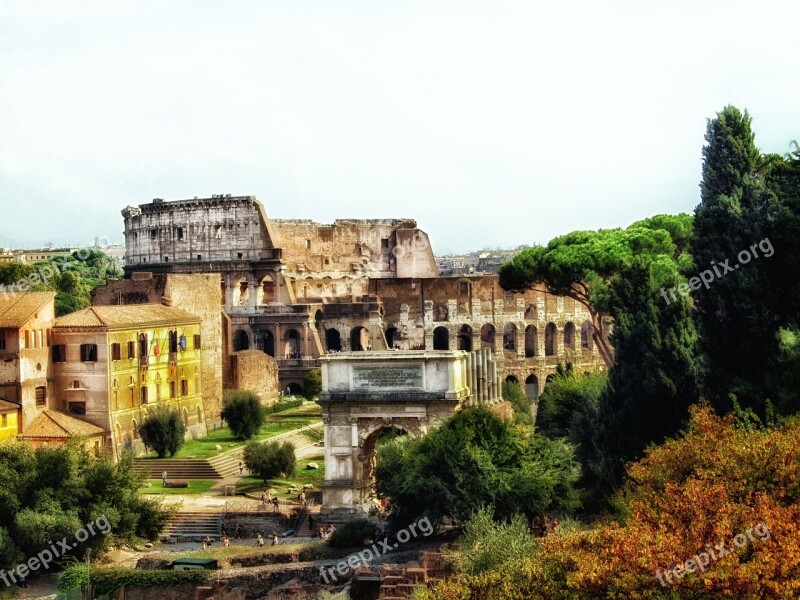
[1,1,798,254]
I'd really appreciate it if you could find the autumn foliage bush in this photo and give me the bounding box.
[416,405,800,599]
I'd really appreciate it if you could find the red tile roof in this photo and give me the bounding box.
[19,410,105,439]
[55,304,199,330]
[0,292,55,328]
[0,398,20,413]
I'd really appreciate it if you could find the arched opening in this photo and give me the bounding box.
[232,277,249,306]
[385,326,399,349]
[480,323,496,348]
[257,275,276,304]
[545,373,556,388]
[524,304,537,320]
[524,325,538,358]
[286,382,303,395]
[262,331,275,357]
[433,326,449,350]
[132,419,139,440]
[503,323,517,351]
[285,329,302,358]
[525,374,539,401]
[457,325,473,351]
[362,425,410,506]
[505,375,519,385]
[581,321,594,350]
[564,322,576,350]
[351,326,370,352]
[326,328,342,352]
[545,323,557,356]
[233,329,250,351]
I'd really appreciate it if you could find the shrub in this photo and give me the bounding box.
[221,390,264,439]
[303,369,322,399]
[262,398,304,416]
[243,440,296,482]
[502,380,532,426]
[138,406,186,458]
[58,566,209,594]
[328,519,377,548]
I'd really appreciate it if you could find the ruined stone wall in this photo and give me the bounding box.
[122,196,276,268]
[92,273,225,427]
[227,350,280,404]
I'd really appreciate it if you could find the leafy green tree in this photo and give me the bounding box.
[444,506,539,576]
[0,263,34,286]
[0,440,171,574]
[303,369,322,399]
[55,271,90,315]
[221,390,264,439]
[501,380,532,426]
[375,406,580,531]
[691,105,777,415]
[138,406,186,458]
[242,440,296,482]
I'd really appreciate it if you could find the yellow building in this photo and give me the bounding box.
[0,399,21,442]
[52,304,206,458]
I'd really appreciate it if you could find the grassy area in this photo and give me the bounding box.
[139,480,217,495]
[150,540,356,566]
[141,401,322,460]
[236,452,325,497]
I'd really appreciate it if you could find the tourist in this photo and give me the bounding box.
[162,470,168,486]
[257,533,264,547]
[261,491,267,508]
[272,496,279,512]
[223,536,230,547]
[272,533,279,546]
[298,491,306,506]
[238,461,244,476]
[235,523,241,539]
[308,514,314,531]
[319,527,326,540]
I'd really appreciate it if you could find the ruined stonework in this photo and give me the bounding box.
[92,273,225,427]
[121,195,608,401]
[226,350,280,404]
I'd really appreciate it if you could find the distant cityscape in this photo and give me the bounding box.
[434,245,531,276]
[0,238,125,266]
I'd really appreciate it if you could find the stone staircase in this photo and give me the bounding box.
[370,550,451,599]
[162,511,223,542]
[208,451,245,478]
[134,458,223,480]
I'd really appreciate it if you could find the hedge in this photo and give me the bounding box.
[58,566,209,595]
[262,398,304,416]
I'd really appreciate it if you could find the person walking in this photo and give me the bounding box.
[256,533,264,547]
[272,532,279,546]
[238,461,244,476]
[272,496,279,512]
[162,470,168,486]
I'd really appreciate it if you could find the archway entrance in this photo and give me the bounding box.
[385,326,398,349]
[351,326,370,351]
[457,325,473,351]
[233,329,250,351]
[326,328,342,352]
[433,326,449,350]
[525,374,539,401]
[262,331,275,357]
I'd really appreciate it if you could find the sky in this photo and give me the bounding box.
[0,1,798,254]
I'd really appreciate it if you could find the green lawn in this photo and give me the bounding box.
[140,401,322,460]
[236,452,325,498]
[139,480,217,495]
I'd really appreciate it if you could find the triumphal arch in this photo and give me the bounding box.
[317,348,500,519]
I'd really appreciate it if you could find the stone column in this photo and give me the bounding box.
[475,349,484,404]
[491,354,499,404]
[466,352,475,406]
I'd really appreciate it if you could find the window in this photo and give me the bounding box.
[1,414,6,427]
[179,335,186,351]
[197,254,202,260]
[24,330,31,349]
[180,379,188,397]
[127,341,136,359]
[381,238,389,249]
[194,374,200,395]
[169,330,178,353]
[69,402,86,415]
[0,333,5,351]
[193,334,201,349]
[150,229,157,240]
[169,381,176,399]
[37,330,43,348]
[177,227,184,240]
[53,345,67,363]
[35,386,46,406]
[111,343,121,361]
[139,334,148,358]
[460,282,471,296]
[80,344,97,362]
[140,386,149,405]
[237,252,243,259]
[304,239,311,249]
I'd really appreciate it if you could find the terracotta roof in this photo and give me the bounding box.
[0,398,20,413]
[19,410,105,439]
[55,304,200,330]
[0,292,55,328]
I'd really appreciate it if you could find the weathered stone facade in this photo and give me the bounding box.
[121,195,607,402]
[226,350,280,404]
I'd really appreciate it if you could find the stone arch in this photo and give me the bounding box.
[580,320,594,350]
[525,374,539,401]
[131,419,139,440]
[285,329,302,357]
[286,382,303,395]
[385,326,399,349]
[503,323,517,351]
[232,276,249,306]
[480,323,495,348]
[356,419,423,506]
[545,373,556,387]
[524,304,537,320]
[505,374,519,384]
[262,330,275,357]
[524,325,538,358]
[457,325,473,351]
[257,274,276,304]
[564,322,576,350]
[433,326,449,350]
[233,329,250,351]
[545,323,557,356]
[351,326,370,351]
